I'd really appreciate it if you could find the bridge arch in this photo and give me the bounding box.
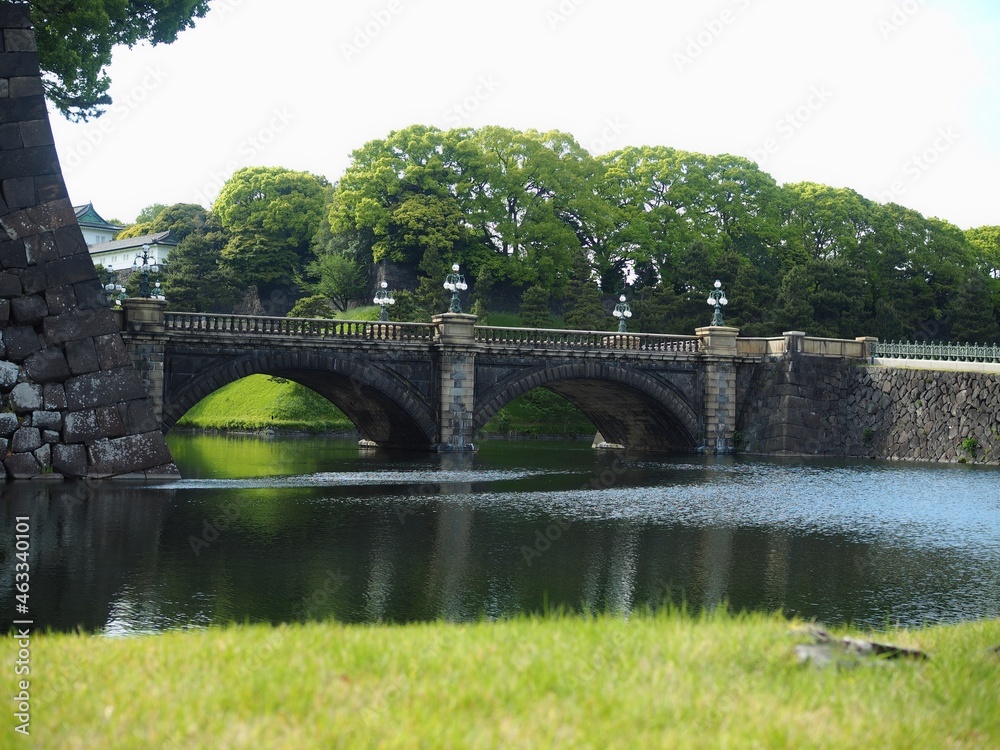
[162,350,437,450]
[474,361,701,452]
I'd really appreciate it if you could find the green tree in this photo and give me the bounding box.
[411,244,450,320]
[330,125,467,270]
[563,252,606,331]
[945,273,1000,343]
[966,226,1000,279]
[134,203,168,224]
[147,203,209,241]
[600,145,781,330]
[459,126,597,296]
[519,285,552,328]
[214,166,328,289]
[286,295,336,319]
[858,202,936,340]
[302,253,366,312]
[771,259,867,338]
[117,220,156,240]
[28,0,210,121]
[117,202,208,240]
[631,282,682,334]
[123,266,164,299]
[329,125,609,312]
[388,291,420,323]
[161,214,240,312]
[778,182,873,261]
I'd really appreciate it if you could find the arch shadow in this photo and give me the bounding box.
[474,361,701,452]
[162,350,437,450]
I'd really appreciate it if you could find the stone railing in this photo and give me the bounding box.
[873,340,1000,363]
[163,313,436,342]
[737,332,873,359]
[474,326,701,352]
[800,336,870,358]
[735,337,787,357]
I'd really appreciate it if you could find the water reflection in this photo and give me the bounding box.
[1,435,998,634]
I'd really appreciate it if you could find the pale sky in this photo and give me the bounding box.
[48,0,1000,230]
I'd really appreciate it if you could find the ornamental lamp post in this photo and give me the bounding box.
[373,280,396,321]
[612,294,632,333]
[706,279,728,326]
[132,244,159,298]
[104,265,125,308]
[443,263,468,313]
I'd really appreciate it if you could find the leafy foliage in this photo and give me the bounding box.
[29,0,210,121]
[519,285,552,328]
[286,295,337,319]
[117,203,209,240]
[563,252,607,331]
[159,210,240,312]
[214,166,329,291]
[127,124,997,343]
[317,121,1000,341]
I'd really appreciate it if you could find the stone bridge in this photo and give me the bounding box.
[116,300,878,454]
[2,4,994,480]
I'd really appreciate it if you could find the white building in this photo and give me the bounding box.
[89,231,178,272]
[74,203,124,246]
[74,202,177,271]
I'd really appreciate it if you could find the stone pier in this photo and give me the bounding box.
[696,325,739,453]
[433,313,477,451]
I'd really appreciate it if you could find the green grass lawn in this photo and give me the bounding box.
[8,612,998,748]
[175,374,352,433]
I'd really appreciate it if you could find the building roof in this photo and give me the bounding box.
[88,230,178,255]
[73,202,124,232]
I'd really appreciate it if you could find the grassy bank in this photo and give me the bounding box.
[177,374,595,437]
[8,612,997,748]
[175,375,353,433]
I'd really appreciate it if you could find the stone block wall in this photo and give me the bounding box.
[737,354,1000,464]
[0,5,177,480]
[844,367,1000,463]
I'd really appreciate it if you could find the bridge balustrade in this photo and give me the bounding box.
[473,326,700,352]
[873,340,1000,363]
[163,313,436,342]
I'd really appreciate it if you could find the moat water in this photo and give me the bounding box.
[2,433,998,634]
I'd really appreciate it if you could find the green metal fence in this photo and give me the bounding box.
[872,340,1000,363]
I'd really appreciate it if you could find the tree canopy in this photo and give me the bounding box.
[28,0,210,120]
[323,124,999,340]
[213,166,329,291]
[127,125,997,342]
